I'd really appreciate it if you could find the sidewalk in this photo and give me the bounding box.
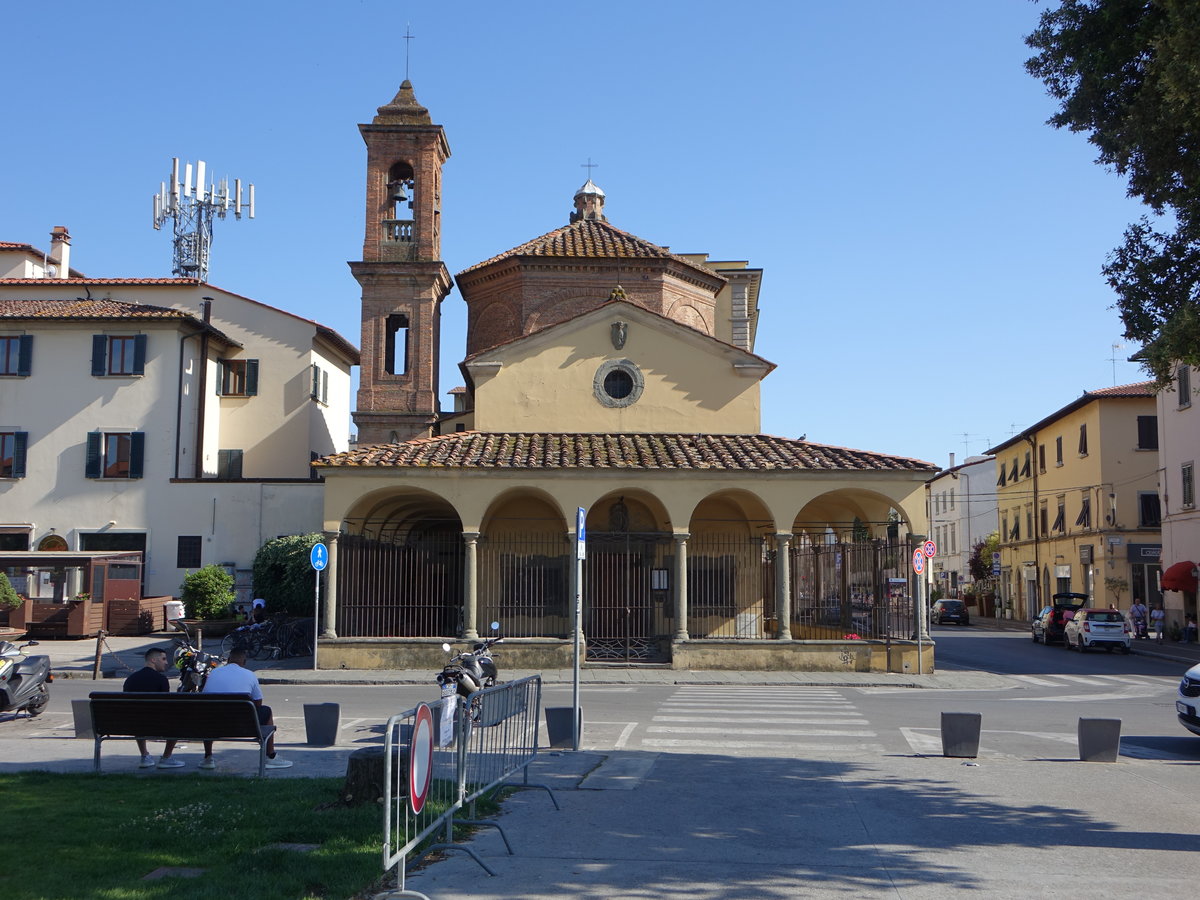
[970,614,1200,667]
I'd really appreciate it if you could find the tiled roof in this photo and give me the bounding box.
[0,298,196,320]
[0,241,35,250]
[320,432,937,473]
[0,277,199,285]
[1086,381,1154,397]
[458,219,724,281]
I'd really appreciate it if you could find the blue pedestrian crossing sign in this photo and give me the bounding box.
[310,542,329,571]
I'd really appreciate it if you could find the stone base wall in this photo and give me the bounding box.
[316,636,934,674]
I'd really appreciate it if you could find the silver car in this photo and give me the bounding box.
[1178,664,1200,737]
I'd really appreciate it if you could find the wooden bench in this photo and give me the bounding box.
[88,692,277,776]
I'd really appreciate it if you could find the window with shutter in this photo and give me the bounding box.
[1183,463,1195,509]
[0,335,32,376]
[1078,424,1088,456]
[219,359,259,397]
[91,335,146,376]
[86,431,145,479]
[1179,366,1192,408]
[0,431,28,478]
[1138,492,1161,528]
[1136,415,1158,450]
[217,449,243,479]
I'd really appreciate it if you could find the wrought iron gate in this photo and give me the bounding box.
[584,532,672,662]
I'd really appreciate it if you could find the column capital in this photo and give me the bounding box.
[461,531,481,543]
[673,532,691,543]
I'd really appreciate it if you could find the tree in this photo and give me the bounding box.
[1026,0,1200,385]
[252,533,322,617]
[968,532,1001,582]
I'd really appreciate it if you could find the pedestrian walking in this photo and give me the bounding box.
[1150,604,1166,643]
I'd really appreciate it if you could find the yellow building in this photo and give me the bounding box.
[315,81,939,672]
[988,383,1161,620]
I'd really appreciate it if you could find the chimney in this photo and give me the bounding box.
[948,452,956,470]
[48,226,70,278]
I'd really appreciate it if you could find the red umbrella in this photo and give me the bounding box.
[1161,561,1198,592]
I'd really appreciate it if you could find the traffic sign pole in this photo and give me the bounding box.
[573,507,586,752]
[310,542,328,672]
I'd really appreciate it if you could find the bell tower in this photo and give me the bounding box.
[351,80,452,444]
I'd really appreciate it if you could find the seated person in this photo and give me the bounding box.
[199,647,291,769]
[122,647,183,769]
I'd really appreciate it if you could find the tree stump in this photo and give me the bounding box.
[341,745,408,807]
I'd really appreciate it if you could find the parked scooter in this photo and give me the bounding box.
[437,622,503,700]
[172,625,222,692]
[0,639,52,717]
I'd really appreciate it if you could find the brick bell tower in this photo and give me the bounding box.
[351,80,452,444]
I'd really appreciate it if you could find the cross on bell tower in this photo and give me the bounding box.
[351,79,452,443]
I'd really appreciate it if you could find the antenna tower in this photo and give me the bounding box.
[152,157,254,281]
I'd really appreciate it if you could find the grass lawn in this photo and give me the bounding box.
[0,772,388,900]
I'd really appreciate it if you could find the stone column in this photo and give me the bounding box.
[462,532,480,640]
[774,533,792,640]
[320,532,339,638]
[673,533,690,641]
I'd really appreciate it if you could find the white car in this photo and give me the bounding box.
[1178,664,1200,737]
[1062,608,1131,652]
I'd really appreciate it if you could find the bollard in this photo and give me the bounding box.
[303,702,341,746]
[1078,717,1122,762]
[940,711,982,758]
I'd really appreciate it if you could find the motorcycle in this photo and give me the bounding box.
[437,622,503,700]
[172,625,222,692]
[0,639,52,717]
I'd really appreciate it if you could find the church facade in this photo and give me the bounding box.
[315,81,937,672]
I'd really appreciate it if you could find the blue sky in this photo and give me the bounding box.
[1,1,1148,466]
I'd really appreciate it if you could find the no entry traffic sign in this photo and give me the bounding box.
[409,703,434,814]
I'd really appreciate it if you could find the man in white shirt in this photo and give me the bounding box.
[200,648,292,769]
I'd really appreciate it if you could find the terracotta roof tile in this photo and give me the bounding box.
[457,218,724,281]
[321,432,937,473]
[0,297,196,320]
[1086,381,1154,397]
[0,277,199,285]
[0,241,35,250]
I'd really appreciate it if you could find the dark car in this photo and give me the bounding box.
[931,599,969,626]
[1031,592,1087,645]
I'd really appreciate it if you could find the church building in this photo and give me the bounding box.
[315,81,937,672]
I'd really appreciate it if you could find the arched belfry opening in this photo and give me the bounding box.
[385,161,415,244]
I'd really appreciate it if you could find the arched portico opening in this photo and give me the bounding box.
[477,491,572,639]
[337,489,465,637]
[687,490,776,639]
[789,490,917,640]
[584,492,674,661]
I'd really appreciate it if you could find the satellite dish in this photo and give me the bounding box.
[45,265,57,278]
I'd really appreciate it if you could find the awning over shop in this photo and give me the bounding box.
[1161,560,1199,593]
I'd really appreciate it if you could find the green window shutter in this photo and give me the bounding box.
[91,335,107,376]
[17,335,33,376]
[12,431,28,478]
[215,362,227,396]
[85,432,102,478]
[246,359,259,396]
[128,432,146,479]
[132,335,147,375]
[311,364,320,399]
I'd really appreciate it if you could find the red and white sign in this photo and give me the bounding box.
[923,540,937,559]
[912,549,925,575]
[409,702,435,815]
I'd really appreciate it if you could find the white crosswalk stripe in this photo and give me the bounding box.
[642,685,882,756]
[1010,673,1178,689]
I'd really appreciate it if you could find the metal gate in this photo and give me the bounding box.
[584,532,672,662]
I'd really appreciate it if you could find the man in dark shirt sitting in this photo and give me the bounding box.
[122,647,183,769]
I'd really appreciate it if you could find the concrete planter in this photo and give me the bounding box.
[1078,717,1121,762]
[941,711,982,758]
[545,706,582,748]
[303,702,341,746]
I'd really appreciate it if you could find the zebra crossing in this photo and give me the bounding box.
[638,686,884,757]
[1006,672,1178,699]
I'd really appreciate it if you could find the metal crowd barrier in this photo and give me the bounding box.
[380,675,557,899]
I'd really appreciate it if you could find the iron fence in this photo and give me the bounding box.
[687,534,774,639]
[790,538,915,640]
[477,535,572,638]
[337,533,463,638]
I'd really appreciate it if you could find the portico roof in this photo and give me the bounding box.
[319,432,937,473]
